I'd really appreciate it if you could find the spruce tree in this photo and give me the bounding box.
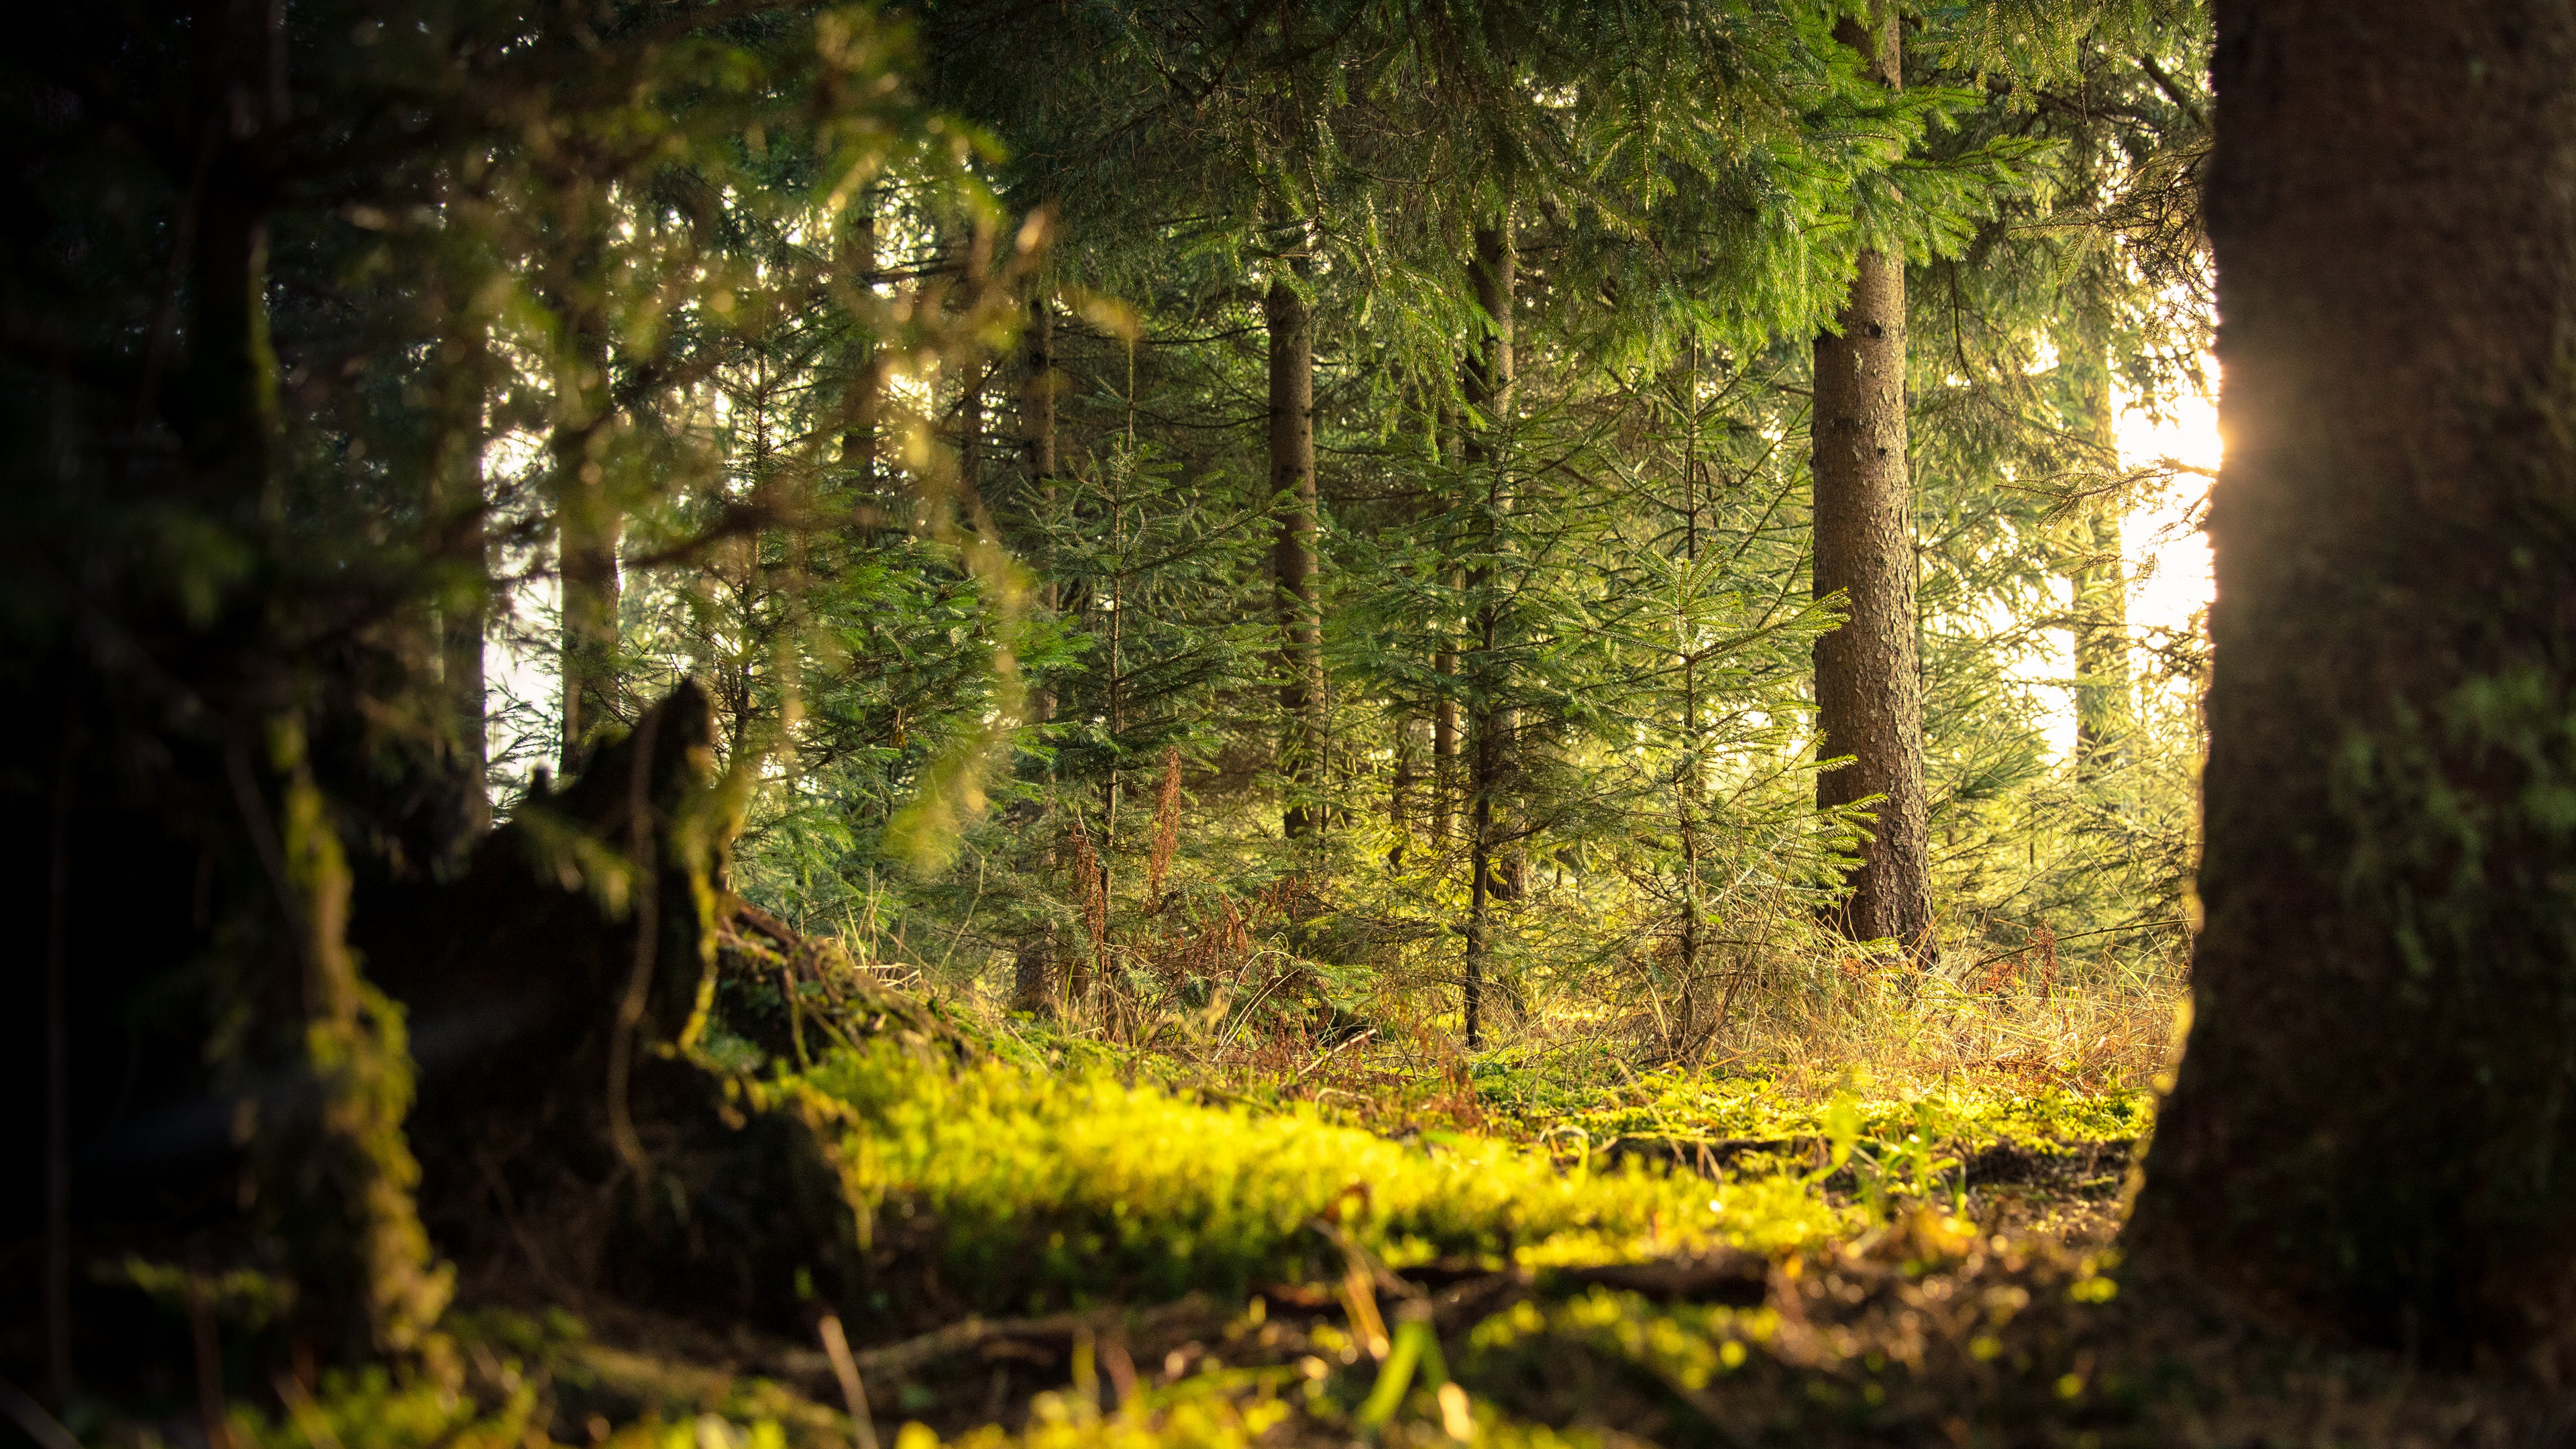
[1811,4,1933,957]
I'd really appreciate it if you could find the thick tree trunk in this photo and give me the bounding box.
[2127,0,2576,1366]
[1460,219,1513,1048]
[1809,5,1930,956]
[1269,276,1323,840]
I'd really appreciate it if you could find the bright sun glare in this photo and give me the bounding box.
[2013,368,2220,756]
[2118,374,2220,641]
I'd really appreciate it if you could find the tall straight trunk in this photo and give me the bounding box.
[1268,276,1322,840]
[1810,5,1930,956]
[1460,218,1513,1048]
[1433,405,1461,851]
[2128,0,2576,1364]
[1026,293,1059,728]
[555,215,620,769]
[1388,718,1416,869]
[2069,357,2129,777]
[431,321,491,860]
[1014,292,1061,1014]
[1676,345,1707,1026]
[1433,646,1458,847]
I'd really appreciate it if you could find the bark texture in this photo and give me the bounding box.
[1461,220,1514,1046]
[2127,0,2576,1365]
[1809,5,1929,955]
[1269,276,1323,840]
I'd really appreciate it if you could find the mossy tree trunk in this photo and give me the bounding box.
[2129,0,2576,1366]
[1810,5,1931,958]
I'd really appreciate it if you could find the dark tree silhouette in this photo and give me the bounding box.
[2131,0,2576,1365]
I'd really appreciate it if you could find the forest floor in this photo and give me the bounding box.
[166,981,2567,1449]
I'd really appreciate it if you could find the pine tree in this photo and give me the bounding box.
[1811,5,1933,958]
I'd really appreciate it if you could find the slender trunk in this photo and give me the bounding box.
[555,209,620,768]
[2070,356,2129,778]
[2127,0,2576,1364]
[1026,293,1059,725]
[1810,5,1930,957]
[1013,292,1061,1015]
[1676,347,1706,1026]
[1460,219,1513,1048]
[1433,650,1458,848]
[1434,402,1462,850]
[1269,277,1322,840]
[1388,718,1416,869]
[431,320,490,860]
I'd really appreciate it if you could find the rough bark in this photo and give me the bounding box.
[1460,220,1513,1048]
[1268,276,1322,840]
[2127,0,2576,1366]
[1810,5,1930,956]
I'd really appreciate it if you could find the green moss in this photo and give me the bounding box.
[772,1042,1856,1311]
[1489,1065,2149,1155]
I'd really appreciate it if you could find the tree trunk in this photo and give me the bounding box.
[555,217,620,769]
[1434,404,1461,852]
[431,321,491,863]
[1388,717,1416,869]
[2127,0,2576,1366]
[1268,276,1322,841]
[1017,291,1061,1012]
[1809,5,1930,957]
[2070,356,2129,778]
[1025,292,1059,727]
[1460,219,1513,1048]
[1433,648,1458,849]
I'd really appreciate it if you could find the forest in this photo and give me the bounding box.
[9,0,2576,1442]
